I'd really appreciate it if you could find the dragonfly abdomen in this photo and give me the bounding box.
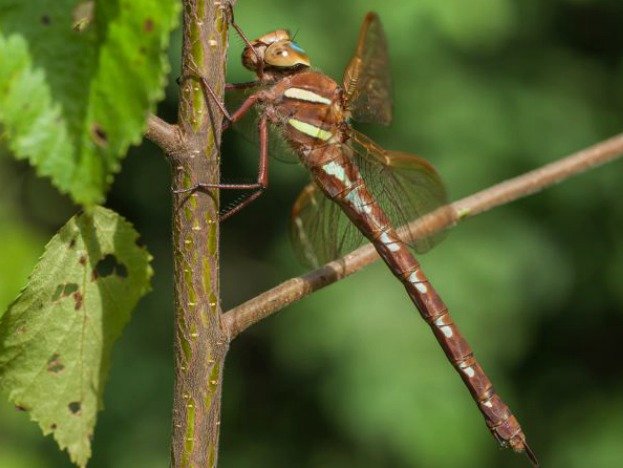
[309,148,531,455]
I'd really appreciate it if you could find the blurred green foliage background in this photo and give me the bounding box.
[2,0,623,466]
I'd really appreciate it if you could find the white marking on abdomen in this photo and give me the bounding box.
[322,161,351,184]
[408,270,426,284]
[288,118,333,141]
[379,232,400,252]
[284,87,332,105]
[433,316,452,336]
[344,186,372,214]
[440,326,453,338]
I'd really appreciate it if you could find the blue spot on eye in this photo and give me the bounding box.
[290,41,306,54]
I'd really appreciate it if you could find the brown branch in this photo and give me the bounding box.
[169,1,231,467]
[145,114,183,154]
[222,132,623,339]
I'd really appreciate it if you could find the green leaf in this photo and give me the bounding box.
[0,0,179,205]
[0,206,153,467]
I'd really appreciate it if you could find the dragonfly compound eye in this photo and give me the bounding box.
[264,41,311,68]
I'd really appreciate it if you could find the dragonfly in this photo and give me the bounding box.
[187,11,538,466]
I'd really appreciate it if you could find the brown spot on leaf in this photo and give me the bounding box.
[68,401,81,414]
[69,237,76,248]
[143,18,154,32]
[94,254,128,279]
[79,255,87,266]
[47,353,65,373]
[50,423,57,430]
[73,291,83,310]
[41,14,51,25]
[91,123,108,147]
[15,404,29,412]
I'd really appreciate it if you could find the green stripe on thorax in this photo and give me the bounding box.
[287,118,333,141]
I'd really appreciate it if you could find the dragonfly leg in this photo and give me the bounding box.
[194,74,261,129]
[225,81,260,91]
[220,1,265,79]
[174,116,270,221]
[177,2,262,126]
[217,87,260,130]
[176,2,262,124]
[176,75,259,131]
[171,94,261,195]
[175,73,233,126]
[172,84,263,216]
[218,116,270,221]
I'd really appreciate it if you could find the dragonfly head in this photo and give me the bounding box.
[242,29,311,79]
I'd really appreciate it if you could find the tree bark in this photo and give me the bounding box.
[169,1,229,466]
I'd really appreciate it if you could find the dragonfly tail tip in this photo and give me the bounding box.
[523,440,540,468]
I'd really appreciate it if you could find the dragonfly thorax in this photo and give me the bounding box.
[263,70,348,152]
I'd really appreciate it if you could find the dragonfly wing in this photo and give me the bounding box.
[290,132,448,267]
[349,130,450,254]
[343,12,392,125]
[291,182,367,268]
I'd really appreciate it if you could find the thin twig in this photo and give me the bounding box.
[222,132,623,339]
[145,114,183,154]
